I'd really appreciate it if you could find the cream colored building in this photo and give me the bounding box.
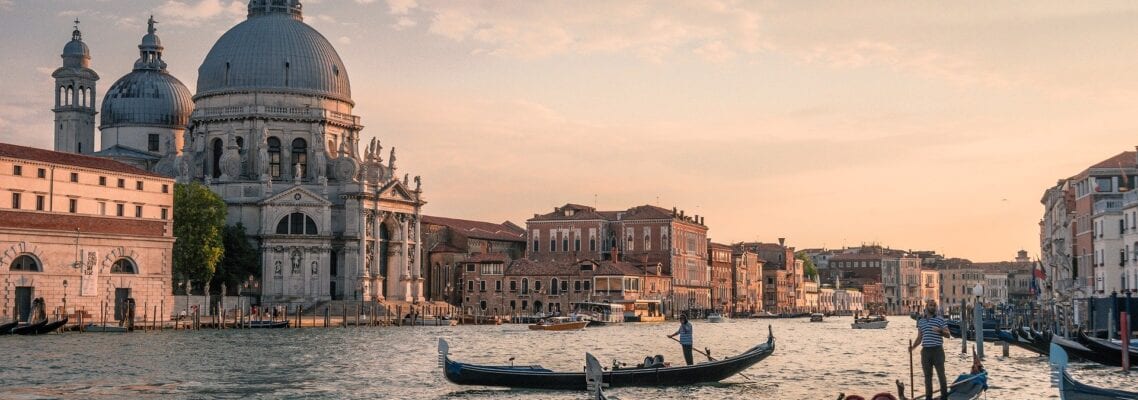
[1,143,174,322]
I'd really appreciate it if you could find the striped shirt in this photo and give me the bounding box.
[674,322,693,345]
[917,316,947,347]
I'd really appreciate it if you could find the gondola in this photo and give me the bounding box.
[893,365,988,399]
[439,325,776,390]
[21,317,67,335]
[997,328,1048,356]
[1076,331,1138,367]
[8,319,47,335]
[1050,343,1138,400]
[1052,335,1127,367]
[0,320,18,335]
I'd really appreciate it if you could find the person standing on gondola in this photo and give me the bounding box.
[910,300,950,400]
[667,314,694,365]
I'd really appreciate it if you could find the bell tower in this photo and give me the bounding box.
[53,19,99,154]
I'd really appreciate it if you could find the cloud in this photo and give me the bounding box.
[405,0,766,63]
[355,0,379,4]
[386,0,418,14]
[794,40,1012,88]
[393,17,416,30]
[154,0,245,27]
[338,36,351,45]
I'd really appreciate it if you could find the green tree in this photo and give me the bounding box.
[210,223,260,293]
[173,182,226,286]
[796,252,818,281]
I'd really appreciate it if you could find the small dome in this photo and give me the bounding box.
[196,7,351,103]
[61,29,90,68]
[100,71,193,129]
[141,32,161,48]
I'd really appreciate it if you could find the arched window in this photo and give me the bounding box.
[378,222,390,279]
[211,138,223,178]
[110,258,137,274]
[268,137,281,178]
[550,278,559,295]
[9,255,40,272]
[275,212,318,235]
[521,278,529,295]
[291,138,307,179]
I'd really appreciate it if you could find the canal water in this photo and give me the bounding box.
[1,317,1134,399]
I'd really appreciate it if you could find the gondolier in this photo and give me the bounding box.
[668,314,694,365]
[909,301,950,400]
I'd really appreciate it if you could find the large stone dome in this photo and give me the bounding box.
[100,70,193,129]
[195,3,352,104]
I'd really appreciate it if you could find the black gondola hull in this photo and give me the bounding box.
[442,336,775,390]
[1075,332,1138,367]
[1059,367,1138,400]
[1052,336,1124,367]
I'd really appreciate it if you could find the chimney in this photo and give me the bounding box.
[778,237,785,247]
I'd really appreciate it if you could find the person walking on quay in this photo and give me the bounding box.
[909,301,950,400]
[667,314,694,365]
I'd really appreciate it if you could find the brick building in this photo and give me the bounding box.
[0,143,174,323]
[421,215,526,306]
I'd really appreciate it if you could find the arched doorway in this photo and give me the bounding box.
[533,301,543,315]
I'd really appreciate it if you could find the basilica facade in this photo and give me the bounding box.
[52,0,427,305]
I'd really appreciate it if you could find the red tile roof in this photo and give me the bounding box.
[421,215,525,242]
[0,210,169,237]
[0,142,170,179]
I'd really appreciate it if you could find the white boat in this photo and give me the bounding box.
[809,313,824,322]
[851,315,888,329]
[707,312,729,323]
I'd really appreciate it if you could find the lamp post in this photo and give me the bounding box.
[973,283,984,359]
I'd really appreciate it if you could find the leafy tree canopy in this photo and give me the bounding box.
[211,223,260,295]
[173,182,226,286]
[796,252,818,281]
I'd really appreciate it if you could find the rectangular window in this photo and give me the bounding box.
[116,203,124,217]
[98,202,106,215]
[574,238,581,251]
[11,193,20,209]
[148,134,160,152]
[495,280,502,292]
[35,195,44,211]
[36,168,45,178]
[160,208,168,220]
[575,281,582,292]
[136,181,144,190]
[466,264,475,272]
[550,239,556,252]
[117,178,125,188]
[70,172,78,182]
[135,205,143,218]
[466,280,474,292]
[12,165,21,176]
[509,280,517,292]
[68,199,77,213]
[99,176,106,186]
[162,184,169,193]
[479,281,486,292]
[532,240,539,252]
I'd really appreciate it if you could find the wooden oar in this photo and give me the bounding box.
[908,339,915,400]
[667,336,753,381]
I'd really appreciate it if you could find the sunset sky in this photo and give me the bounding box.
[2,1,1137,261]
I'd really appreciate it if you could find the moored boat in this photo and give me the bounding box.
[1053,335,1127,367]
[439,325,776,390]
[810,313,825,322]
[1050,343,1138,400]
[9,319,47,335]
[0,320,18,335]
[21,317,67,335]
[585,352,607,400]
[707,312,729,323]
[1075,331,1138,367]
[528,316,589,331]
[403,315,458,326]
[243,320,290,329]
[84,324,130,333]
[852,315,888,329]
